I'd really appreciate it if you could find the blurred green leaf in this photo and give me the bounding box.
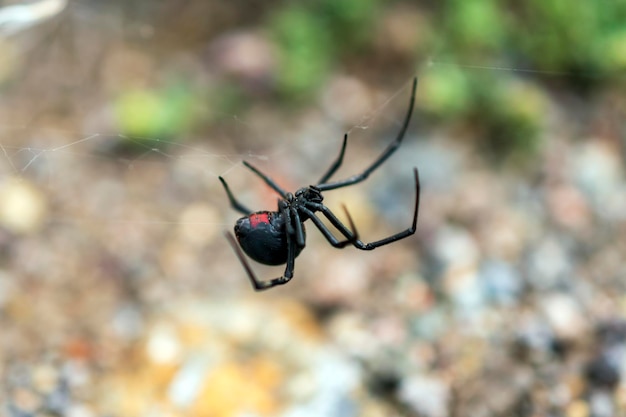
[319,0,380,46]
[421,66,472,118]
[601,29,626,71]
[483,78,547,161]
[267,0,381,100]
[270,7,333,98]
[115,83,197,140]
[444,0,507,57]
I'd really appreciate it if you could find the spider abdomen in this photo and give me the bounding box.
[235,211,305,266]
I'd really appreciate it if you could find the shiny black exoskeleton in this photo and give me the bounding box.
[219,77,421,291]
[234,211,302,265]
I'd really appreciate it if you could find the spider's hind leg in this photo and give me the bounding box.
[224,231,296,291]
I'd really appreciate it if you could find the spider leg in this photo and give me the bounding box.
[310,167,420,250]
[289,207,307,248]
[317,133,348,184]
[316,77,418,192]
[304,201,361,242]
[354,167,420,250]
[219,176,252,215]
[300,205,359,248]
[224,232,296,290]
[242,161,288,198]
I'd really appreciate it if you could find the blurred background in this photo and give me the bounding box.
[1,0,626,416]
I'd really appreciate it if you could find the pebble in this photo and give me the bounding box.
[66,405,96,417]
[94,299,376,416]
[571,140,624,206]
[546,182,591,231]
[540,294,587,340]
[479,206,532,261]
[409,306,448,341]
[282,349,360,417]
[398,374,449,417]
[328,311,379,358]
[112,303,145,341]
[566,400,590,417]
[0,177,47,234]
[209,30,278,91]
[588,390,615,417]
[146,322,182,365]
[527,237,572,290]
[432,226,485,314]
[479,258,522,306]
[31,363,59,394]
[167,353,214,408]
[432,225,480,271]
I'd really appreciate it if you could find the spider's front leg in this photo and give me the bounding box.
[300,205,359,248]
[219,176,252,215]
[308,168,420,251]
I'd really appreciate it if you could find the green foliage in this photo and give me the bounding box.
[427,0,626,160]
[515,1,600,72]
[474,77,547,164]
[262,0,624,160]
[443,0,508,58]
[318,0,379,47]
[440,0,626,77]
[601,28,626,70]
[114,82,197,140]
[268,0,380,98]
[420,66,472,118]
[269,7,334,98]
[422,66,547,162]
[518,1,626,75]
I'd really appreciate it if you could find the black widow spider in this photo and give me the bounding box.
[219,77,420,291]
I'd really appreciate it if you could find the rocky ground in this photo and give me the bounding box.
[1,2,626,417]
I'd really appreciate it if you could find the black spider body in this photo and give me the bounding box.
[219,77,420,291]
[235,210,305,265]
[235,186,323,264]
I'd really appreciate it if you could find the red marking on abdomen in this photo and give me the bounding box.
[250,212,270,228]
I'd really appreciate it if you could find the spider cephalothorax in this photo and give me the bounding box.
[219,77,420,291]
[294,186,324,206]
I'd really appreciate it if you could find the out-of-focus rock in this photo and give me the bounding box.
[0,177,47,234]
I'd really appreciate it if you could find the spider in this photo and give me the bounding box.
[219,77,420,291]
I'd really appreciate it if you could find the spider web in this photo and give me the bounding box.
[0,15,423,239]
[0,1,618,241]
